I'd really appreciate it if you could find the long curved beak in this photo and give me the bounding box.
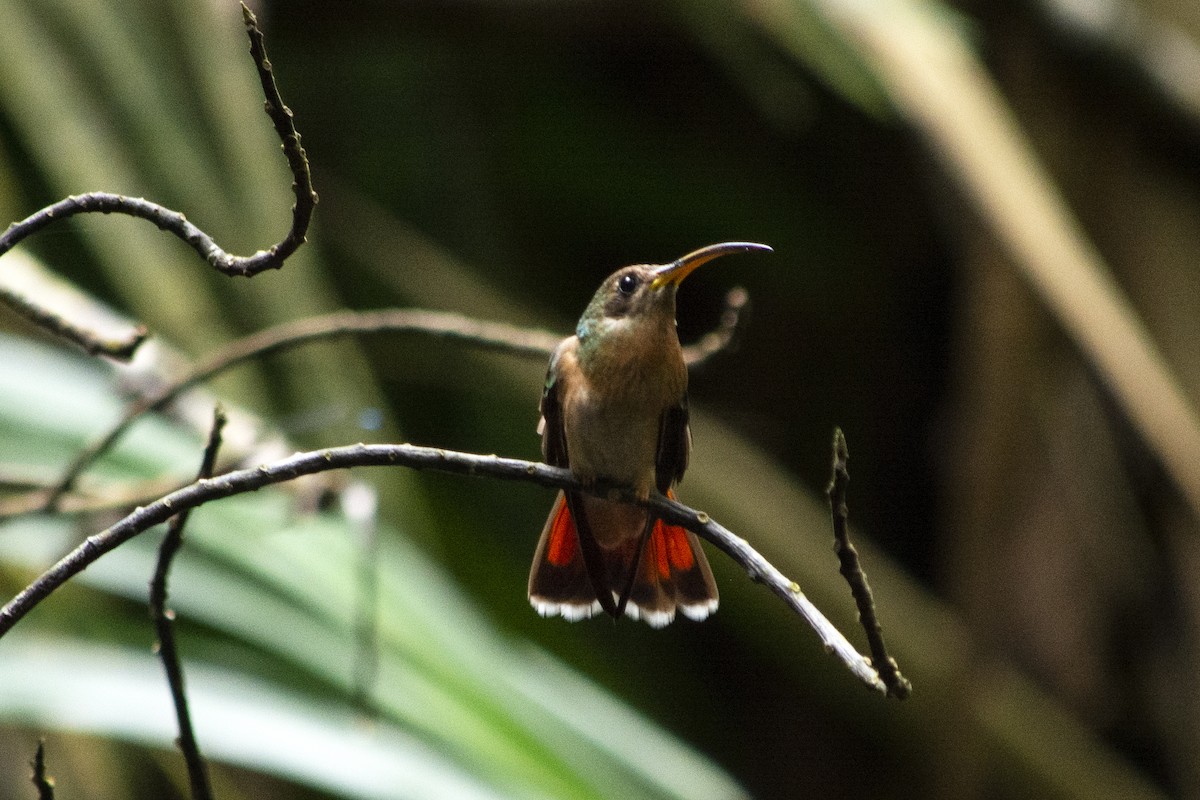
[650,242,773,289]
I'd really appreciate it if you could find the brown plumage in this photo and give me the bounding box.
[527,242,771,626]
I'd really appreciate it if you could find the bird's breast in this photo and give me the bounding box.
[560,327,686,492]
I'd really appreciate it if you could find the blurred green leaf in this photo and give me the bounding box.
[0,636,510,800]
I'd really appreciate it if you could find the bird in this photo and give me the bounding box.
[528,242,772,627]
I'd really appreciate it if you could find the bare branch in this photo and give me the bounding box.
[0,442,885,693]
[150,408,226,800]
[826,428,911,699]
[0,473,198,519]
[36,310,559,511]
[36,298,749,512]
[0,283,148,361]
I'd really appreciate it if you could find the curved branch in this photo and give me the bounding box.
[38,295,750,511]
[237,1,318,272]
[0,4,316,349]
[0,442,886,694]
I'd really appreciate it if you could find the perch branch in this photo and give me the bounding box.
[827,428,911,699]
[36,295,749,512]
[0,443,886,694]
[150,409,225,800]
[0,3,315,322]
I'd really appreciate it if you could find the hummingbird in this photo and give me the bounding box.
[528,242,773,627]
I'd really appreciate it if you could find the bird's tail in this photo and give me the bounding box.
[527,490,718,627]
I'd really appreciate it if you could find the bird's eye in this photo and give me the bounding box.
[617,274,639,295]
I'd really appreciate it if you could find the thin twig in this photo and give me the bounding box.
[238,1,317,272]
[0,283,148,361]
[0,4,315,325]
[31,739,54,800]
[0,442,885,693]
[681,286,750,369]
[36,297,749,512]
[827,427,911,699]
[38,310,558,510]
[150,408,226,800]
[0,472,195,518]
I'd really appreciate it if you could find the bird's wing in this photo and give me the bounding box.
[535,338,620,617]
[655,395,691,494]
[539,339,570,468]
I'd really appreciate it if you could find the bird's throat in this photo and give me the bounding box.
[575,316,685,404]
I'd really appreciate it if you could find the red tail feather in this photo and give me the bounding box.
[529,490,718,626]
[527,493,600,621]
[545,495,577,567]
[649,518,695,578]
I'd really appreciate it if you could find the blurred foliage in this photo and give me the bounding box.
[0,332,743,800]
[1,0,1199,798]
